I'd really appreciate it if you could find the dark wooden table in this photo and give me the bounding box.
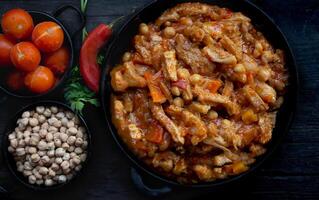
[0,0,318,199]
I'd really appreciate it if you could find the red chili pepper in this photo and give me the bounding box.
[172,79,188,90]
[80,24,112,93]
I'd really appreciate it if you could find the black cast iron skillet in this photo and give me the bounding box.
[1,100,92,198]
[100,0,299,196]
[0,5,85,100]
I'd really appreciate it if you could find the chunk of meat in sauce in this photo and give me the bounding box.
[111,62,147,92]
[257,112,276,144]
[152,151,178,172]
[193,86,240,115]
[150,103,184,144]
[166,105,208,145]
[242,85,269,111]
[203,45,237,65]
[220,35,243,61]
[111,97,127,131]
[162,50,178,81]
[175,34,215,75]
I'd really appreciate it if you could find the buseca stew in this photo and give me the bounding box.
[110,2,288,184]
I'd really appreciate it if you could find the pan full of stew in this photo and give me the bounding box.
[100,0,298,189]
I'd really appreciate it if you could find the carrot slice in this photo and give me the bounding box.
[145,121,164,144]
[246,72,255,85]
[144,72,166,103]
[207,80,222,93]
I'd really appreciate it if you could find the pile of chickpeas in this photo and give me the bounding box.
[7,105,88,186]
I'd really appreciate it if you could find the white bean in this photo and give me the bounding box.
[54,139,62,147]
[61,161,70,170]
[20,118,29,126]
[37,141,47,151]
[39,167,49,175]
[16,148,25,156]
[61,143,70,150]
[74,147,83,154]
[51,163,59,171]
[50,106,58,114]
[43,109,52,117]
[66,121,74,128]
[56,112,65,119]
[67,136,76,145]
[47,150,55,157]
[61,118,68,127]
[58,175,67,183]
[45,179,54,186]
[28,147,37,154]
[38,151,46,157]
[36,106,45,114]
[10,139,18,148]
[46,132,53,142]
[28,175,36,184]
[36,179,43,185]
[55,148,65,157]
[22,111,30,118]
[23,170,32,176]
[31,154,40,163]
[60,133,68,142]
[65,112,74,119]
[55,157,63,164]
[38,115,46,123]
[29,118,39,127]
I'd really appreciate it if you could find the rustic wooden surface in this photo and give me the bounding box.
[0,0,318,199]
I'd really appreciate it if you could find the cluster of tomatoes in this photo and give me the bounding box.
[0,8,70,94]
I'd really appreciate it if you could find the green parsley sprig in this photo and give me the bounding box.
[64,0,101,114]
[64,67,100,114]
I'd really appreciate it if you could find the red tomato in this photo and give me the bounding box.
[0,34,15,67]
[10,41,41,72]
[24,66,55,93]
[6,70,25,90]
[32,21,64,52]
[1,8,34,40]
[43,46,70,75]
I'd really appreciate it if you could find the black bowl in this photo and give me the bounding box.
[2,101,92,190]
[0,5,84,99]
[101,0,299,189]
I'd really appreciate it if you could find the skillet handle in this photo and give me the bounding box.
[53,4,86,38]
[130,167,172,197]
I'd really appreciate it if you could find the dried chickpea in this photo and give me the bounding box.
[171,86,181,96]
[177,68,190,79]
[139,23,149,35]
[173,97,184,107]
[122,52,132,62]
[180,17,192,25]
[207,110,218,120]
[163,27,176,38]
[190,74,202,85]
[257,68,271,82]
[234,64,246,73]
[8,105,88,186]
